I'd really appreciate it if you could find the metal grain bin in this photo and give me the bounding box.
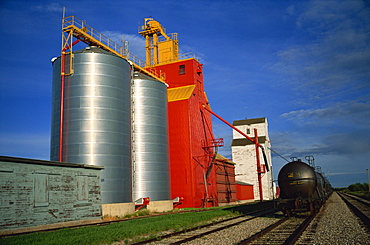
[132,72,170,201]
[50,46,132,204]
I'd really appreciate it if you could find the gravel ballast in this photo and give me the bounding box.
[178,192,370,244]
[298,192,370,244]
[131,192,370,244]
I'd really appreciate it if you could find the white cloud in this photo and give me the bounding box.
[101,31,204,65]
[273,0,370,95]
[286,5,295,16]
[270,121,370,159]
[101,31,146,61]
[280,100,370,126]
[0,133,50,160]
[32,3,62,13]
[296,0,365,28]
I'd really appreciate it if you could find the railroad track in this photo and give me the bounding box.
[131,209,317,245]
[338,192,370,230]
[237,213,315,245]
[130,208,280,244]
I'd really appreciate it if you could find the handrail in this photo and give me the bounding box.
[62,15,199,81]
[157,33,178,42]
[62,16,130,60]
[62,16,164,79]
[180,52,198,60]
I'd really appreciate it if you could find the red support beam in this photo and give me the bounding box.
[201,105,261,147]
[59,39,80,162]
[254,128,263,202]
[202,105,264,202]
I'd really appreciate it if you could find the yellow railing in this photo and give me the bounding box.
[63,16,121,56]
[61,16,198,81]
[179,52,198,60]
[62,15,166,82]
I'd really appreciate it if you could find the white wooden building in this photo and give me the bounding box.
[231,118,275,200]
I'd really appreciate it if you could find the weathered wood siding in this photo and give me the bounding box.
[215,161,237,204]
[0,156,102,230]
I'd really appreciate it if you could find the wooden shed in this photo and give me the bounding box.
[214,154,237,205]
[236,181,254,201]
[0,156,103,230]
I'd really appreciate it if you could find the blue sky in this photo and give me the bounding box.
[0,0,369,188]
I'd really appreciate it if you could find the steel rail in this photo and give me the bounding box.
[338,192,370,230]
[130,208,278,245]
[284,214,316,245]
[238,214,315,245]
[341,192,370,206]
[237,217,289,245]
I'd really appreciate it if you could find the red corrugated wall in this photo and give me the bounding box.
[152,59,218,208]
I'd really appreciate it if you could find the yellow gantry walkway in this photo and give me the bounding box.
[61,15,166,83]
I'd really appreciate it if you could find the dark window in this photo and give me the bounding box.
[247,128,250,134]
[198,80,203,96]
[179,65,185,74]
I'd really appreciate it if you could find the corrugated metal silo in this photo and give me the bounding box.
[132,72,170,201]
[50,46,132,204]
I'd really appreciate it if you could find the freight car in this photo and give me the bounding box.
[277,159,332,216]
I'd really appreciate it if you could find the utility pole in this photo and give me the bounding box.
[367,169,370,192]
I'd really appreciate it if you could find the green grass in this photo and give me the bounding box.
[1,202,272,245]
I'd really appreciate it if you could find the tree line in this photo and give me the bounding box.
[347,182,369,192]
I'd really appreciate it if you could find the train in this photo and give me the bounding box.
[277,159,333,216]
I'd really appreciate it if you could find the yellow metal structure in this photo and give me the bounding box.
[167,85,195,102]
[138,18,179,66]
[61,16,166,83]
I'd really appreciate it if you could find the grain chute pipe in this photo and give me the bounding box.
[260,146,269,172]
[201,105,261,147]
[59,39,80,162]
[202,105,265,202]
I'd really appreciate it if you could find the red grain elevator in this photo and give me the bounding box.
[152,58,220,208]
